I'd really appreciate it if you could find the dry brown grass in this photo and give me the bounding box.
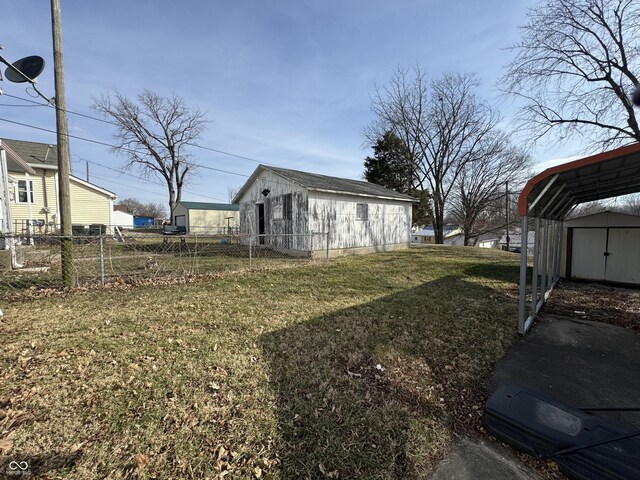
[0,247,522,479]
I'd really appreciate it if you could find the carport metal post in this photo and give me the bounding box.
[554,221,563,282]
[544,220,556,292]
[549,220,558,284]
[540,219,550,301]
[552,221,560,286]
[518,214,529,334]
[531,217,540,314]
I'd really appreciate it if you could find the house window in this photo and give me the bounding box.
[272,204,283,220]
[16,180,35,204]
[356,203,368,221]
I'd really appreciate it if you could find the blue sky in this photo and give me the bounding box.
[1,0,578,211]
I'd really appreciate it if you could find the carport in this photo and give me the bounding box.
[517,142,640,334]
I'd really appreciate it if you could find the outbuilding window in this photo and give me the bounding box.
[356,203,368,221]
[16,180,35,204]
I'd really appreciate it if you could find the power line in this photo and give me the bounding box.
[73,156,230,202]
[2,93,270,166]
[2,93,118,126]
[0,116,250,178]
[188,143,268,165]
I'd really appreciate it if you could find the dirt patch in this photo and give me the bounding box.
[543,279,640,332]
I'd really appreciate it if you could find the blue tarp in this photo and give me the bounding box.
[133,216,155,228]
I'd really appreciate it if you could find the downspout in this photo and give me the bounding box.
[26,172,33,239]
[42,170,50,232]
[109,195,115,236]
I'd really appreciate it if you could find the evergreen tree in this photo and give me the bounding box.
[364,131,432,227]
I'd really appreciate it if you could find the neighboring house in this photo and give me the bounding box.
[412,224,463,244]
[499,231,535,252]
[1,139,117,234]
[233,165,416,257]
[113,205,134,229]
[0,140,36,235]
[475,233,500,249]
[562,211,640,285]
[172,201,240,234]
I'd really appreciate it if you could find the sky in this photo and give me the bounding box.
[1,0,580,213]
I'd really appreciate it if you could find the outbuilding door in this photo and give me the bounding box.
[571,227,640,284]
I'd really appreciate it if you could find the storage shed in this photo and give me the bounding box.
[233,165,416,257]
[562,211,640,285]
[172,201,239,234]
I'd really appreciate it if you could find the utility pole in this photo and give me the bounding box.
[51,0,74,286]
[505,180,510,252]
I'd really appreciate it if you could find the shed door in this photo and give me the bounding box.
[571,228,607,281]
[605,228,640,284]
[175,215,186,227]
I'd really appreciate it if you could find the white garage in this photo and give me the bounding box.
[563,211,640,285]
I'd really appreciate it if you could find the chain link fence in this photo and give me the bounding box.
[0,229,329,293]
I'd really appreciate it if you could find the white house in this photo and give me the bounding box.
[233,165,417,257]
[113,205,134,229]
[499,231,535,252]
[476,234,500,249]
[412,225,463,244]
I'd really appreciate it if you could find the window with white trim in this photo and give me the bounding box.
[16,180,35,204]
[356,203,368,221]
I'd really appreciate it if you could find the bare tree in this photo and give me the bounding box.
[117,197,167,219]
[502,0,640,150]
[449,133,531,245]
[566,200,609,218]
[93,90,208,218]
[619,193,640,215]
[369,67,501,243]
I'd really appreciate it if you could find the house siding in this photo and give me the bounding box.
[10,169,58,231]
[308,191,412,252]
[9,167,114,233]
[69,180,112,227]
[186,209,239,233]
[237,170,309,250]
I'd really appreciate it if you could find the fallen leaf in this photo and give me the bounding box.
[254,466,262,478]
[0,432,16,454]
[135,453,149,468]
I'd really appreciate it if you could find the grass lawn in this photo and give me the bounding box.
[0,246,522,479]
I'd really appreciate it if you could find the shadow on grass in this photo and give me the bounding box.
[260,266,519,479]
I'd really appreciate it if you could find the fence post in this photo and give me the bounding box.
[326,231,330,261]
[249,235,253,269]
[310,231,314,258]
[99,226,105,285]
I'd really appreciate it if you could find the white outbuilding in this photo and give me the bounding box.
[562,210,640,285]
[233,165,417,257]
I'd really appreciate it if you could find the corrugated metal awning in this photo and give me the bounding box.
[518,143,640,220]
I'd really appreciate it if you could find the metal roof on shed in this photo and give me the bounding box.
[233,165,418,203]
[518,142,640,220]
[178,201,239,211]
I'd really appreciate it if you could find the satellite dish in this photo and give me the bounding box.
[5,55,45,83]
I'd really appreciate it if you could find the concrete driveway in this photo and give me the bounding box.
[486,314,640,428]
[430,314,640,479]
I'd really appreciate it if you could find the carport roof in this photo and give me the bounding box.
[518,142,640,220]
